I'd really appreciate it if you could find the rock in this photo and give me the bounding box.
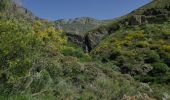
[65,33,85,48]
[162,92,170,100]
[84,27,109,52]
[140,83,153,93]
[129,15,148,25]
[132,64,153,76]
[122,93,155,100]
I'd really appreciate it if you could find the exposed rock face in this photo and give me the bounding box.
[85,27,109,52]
[131,64,153,76]
[129,15,148,25]
[162,92,170,100]
[65,33,84,48]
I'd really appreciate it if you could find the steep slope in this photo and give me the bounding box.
[88,0,170,97]
[85,0,170,52]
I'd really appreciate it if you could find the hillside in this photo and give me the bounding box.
[88,0,170,99]
[0,0,170,100]
[84,0,170,52]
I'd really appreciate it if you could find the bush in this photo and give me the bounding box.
[159,51,170,66]
[136,41,149,48]
[0,20,42,77]
[62,45,91,62]
[151,62,170,74]
[0,0,11,11]
[144,51,160,63]
[161,45,170,52]
[109,49,121,60]
[62,47,83,58]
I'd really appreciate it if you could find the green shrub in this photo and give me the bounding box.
[62,47,84,58]
[161,45,170,52]
[159,51,170,66]
[163,54,170,66]
[151,62,170,74]
[144,51,160,63]
[0,20,42,77]
[0,0,11,11]
[109,49,121,60]
[136,41,149,48]
[62,45,91,62]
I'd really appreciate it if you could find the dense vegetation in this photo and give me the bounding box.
[91,22,170,83]
[0,14,154,100]
[0,0,170,100]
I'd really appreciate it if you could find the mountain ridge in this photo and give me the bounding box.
[54,17,113,35]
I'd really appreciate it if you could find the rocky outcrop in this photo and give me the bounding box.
[65,33,84,48]
[128,15,148,25]
[85,27,109,52]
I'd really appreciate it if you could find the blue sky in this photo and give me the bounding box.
[21,0,152,21]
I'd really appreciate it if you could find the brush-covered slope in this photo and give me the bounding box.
[0,1,158,100]
[92,22,170,82]
[85,0,170,52]
[88,0,170,98]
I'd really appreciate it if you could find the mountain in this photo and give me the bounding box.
[54,17,112,36]
[0,0,170,99]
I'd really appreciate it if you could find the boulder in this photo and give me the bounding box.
[84,27,109,52]
[132,64,153,76]
[162,92,170,100]
[129,15,148,25]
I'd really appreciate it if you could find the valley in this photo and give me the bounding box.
[0,0,170,100]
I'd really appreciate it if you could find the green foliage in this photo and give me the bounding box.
[62,43,91,62]
[136,41,149,48]
[1,1,170,99]
[92,22,170,85]
[144,51,160,63]
[0,0,11,11]
[151,62,169,74]
[0,20,42,77]
[161,45,170,52]
[160,52,170,66]
[33,21,67,52]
